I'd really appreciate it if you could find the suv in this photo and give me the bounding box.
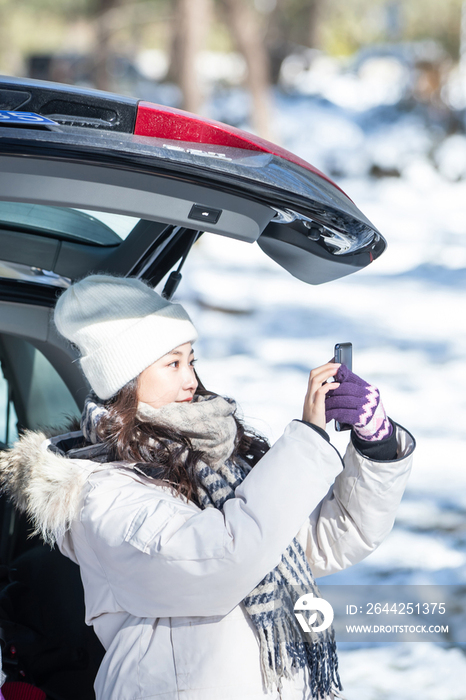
[0,75,385,700]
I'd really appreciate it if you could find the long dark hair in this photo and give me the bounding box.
[93,370,270,508]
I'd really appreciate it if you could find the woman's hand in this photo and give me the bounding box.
[302,362,341,430]
[325,364,393,441]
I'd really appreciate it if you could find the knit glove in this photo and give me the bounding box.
[325,364,393,442]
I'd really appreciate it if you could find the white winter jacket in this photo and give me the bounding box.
[2,419,414,700]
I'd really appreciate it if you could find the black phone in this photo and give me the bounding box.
[334,342,353,432]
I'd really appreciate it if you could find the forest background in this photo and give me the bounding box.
[1,0,465,138]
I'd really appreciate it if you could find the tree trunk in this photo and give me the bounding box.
[167,0,212,114]
[92,0,121,92]
[218,0,274,139]
[307,0,324,49]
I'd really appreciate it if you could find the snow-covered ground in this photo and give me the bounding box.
[163,69,466,698]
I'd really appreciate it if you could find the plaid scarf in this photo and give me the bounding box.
[81,392,343,699]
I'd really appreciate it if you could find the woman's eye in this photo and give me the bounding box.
[190,358,197,366]
[167,358,196,368]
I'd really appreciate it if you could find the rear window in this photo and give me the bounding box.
[0,201,140,245]
[0,260,70,288]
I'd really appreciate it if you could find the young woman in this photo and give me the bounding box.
[0,274,415,700]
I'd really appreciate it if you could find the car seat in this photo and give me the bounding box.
[0,497,105,700]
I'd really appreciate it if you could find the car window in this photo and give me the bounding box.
[0,260,71,287]
[0,334,81,435]
[0,201,140,245]
[74,209,140,240]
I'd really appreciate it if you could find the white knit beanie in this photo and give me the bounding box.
[54,274,198,400]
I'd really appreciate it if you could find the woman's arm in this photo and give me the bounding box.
[298,362,415,577]
[301,421,415,578]
[79,420,345,620]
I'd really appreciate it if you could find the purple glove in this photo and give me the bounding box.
[325,364,393,441]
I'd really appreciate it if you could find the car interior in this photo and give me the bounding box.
[0,334,104,700]
[0,204,215,699]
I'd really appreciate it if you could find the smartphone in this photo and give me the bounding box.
[334,342,353,432]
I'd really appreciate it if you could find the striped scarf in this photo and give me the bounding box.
[81,392,343,699]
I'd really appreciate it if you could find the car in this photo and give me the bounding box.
[0,75,385,700]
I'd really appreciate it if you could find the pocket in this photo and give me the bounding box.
[124,500,178,554]
[124,500,226,560]
[138,617,179,696]
[170,604,265,695]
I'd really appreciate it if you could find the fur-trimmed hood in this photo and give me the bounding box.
[0,394,240,550]
[0,429,104,546]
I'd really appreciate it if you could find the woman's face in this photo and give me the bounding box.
[136,342,198,409]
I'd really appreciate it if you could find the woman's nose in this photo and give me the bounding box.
[183,365,197,389]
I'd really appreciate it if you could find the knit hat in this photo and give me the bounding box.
[53,274,198,400]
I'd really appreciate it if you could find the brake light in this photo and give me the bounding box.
[135,102,345,194]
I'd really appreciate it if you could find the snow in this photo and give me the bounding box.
[434,133,466,181]
[158,58,466,698]
[337,644,466,700]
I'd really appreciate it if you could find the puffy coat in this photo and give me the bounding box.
[0,419,415,700]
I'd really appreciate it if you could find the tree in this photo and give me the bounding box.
[91,0,122,91]
[167,0,273,136]
[217,0,273,138]
[167,0,212,114]
[264,0,325,83]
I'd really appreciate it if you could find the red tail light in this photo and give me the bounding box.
[135,102,345,194]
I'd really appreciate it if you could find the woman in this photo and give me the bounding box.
[0,274,415,700]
